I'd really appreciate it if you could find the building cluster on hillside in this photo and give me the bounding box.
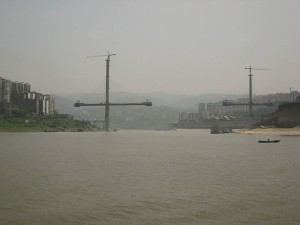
[177,91,300,129]
[0,77,54,116]
[179,102,251,124]
[179,91,300,124]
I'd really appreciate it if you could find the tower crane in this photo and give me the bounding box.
[74,52,152,131]
[86,52,116,131]
[222,66,271,118]
[245,66,270,117]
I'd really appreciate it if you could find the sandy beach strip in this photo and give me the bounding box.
[235,127,300,136]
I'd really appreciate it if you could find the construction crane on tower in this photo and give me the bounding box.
[74,52,152,131]
[222,66,272,118]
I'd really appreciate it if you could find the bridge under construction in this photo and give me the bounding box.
[74,52,152,131]
[222,66,272,117]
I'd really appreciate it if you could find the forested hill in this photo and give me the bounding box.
[54,92,246,130]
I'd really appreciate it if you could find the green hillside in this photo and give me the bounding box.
[0,115,100,132]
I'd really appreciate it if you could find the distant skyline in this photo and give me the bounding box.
[0,0,299,96]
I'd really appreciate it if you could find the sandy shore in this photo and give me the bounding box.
[234,127,300,136]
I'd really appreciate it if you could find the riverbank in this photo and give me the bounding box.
[0,127,100,132]
[0,116,101,132]
[235,127,300,136]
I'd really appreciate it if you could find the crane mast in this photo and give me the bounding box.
[245,66,270,117]
[75,52,152,131]
[87,52,116,131]
[223,66,271,118]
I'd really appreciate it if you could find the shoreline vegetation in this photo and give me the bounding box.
[0,116,101,132]
[2,126,300,135]
[1,116,299,135]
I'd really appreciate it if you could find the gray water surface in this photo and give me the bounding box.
[0,130,299,225]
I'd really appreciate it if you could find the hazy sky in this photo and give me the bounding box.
[0,0,299,96]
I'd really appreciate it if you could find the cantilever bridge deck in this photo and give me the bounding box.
[74,101,152,107]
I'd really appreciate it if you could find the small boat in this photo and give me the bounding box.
[210,125,221,134]
[258,139,280,143]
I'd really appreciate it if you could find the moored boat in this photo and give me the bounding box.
[258,139,280,143]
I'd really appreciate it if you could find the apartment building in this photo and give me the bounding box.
[0,77,54,116]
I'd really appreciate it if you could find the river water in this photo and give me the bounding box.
[0,130,299,225]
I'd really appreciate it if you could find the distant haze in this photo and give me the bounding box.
[0,0,299,96]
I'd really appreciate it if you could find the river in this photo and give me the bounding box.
[0,130,299,225]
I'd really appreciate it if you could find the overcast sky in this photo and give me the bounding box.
[0,0,299,96]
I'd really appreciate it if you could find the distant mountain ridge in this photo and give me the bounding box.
[56,91,247,111]
[53,91,296,130]
[54,92,247,129]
